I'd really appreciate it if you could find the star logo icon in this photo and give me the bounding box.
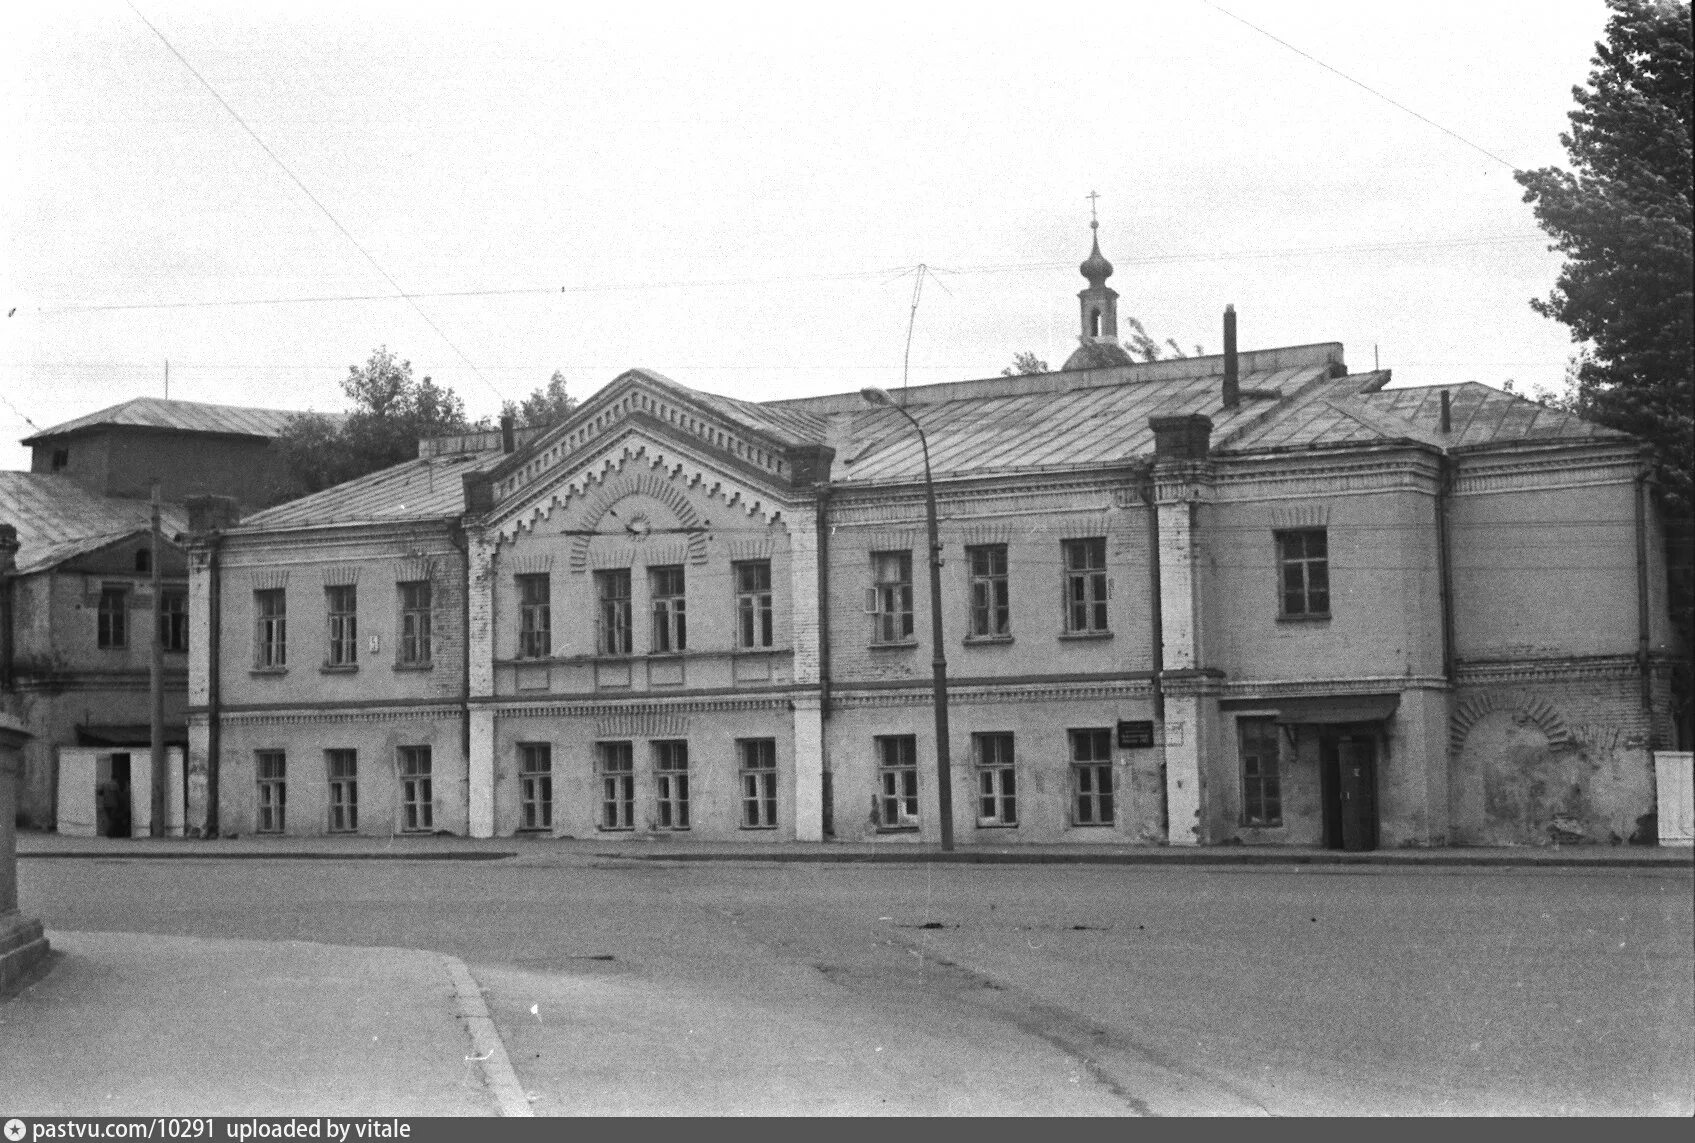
[4,1118,27,1142]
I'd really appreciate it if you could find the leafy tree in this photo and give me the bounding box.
[1121,317,1204,364]
[273,347,473,498]
[1515,0,1692,514]
[503,370,576,428]
[1002,352,1049,376]
[1008,320,1204,375]
[1515,0,1692,741]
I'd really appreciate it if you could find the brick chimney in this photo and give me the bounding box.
[1222,305,1240,410]
[186,495,240,536]
[1149,414,1213,461]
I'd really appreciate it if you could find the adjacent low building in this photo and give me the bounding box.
[184,244,1681,847]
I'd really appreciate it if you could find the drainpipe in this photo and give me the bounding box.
[1436,454,1456,685]
[448,519,472,761]
[1636,470,1653,712]
[1138,465,1165,718]
[204,532,223,837]
[815,485,833,720]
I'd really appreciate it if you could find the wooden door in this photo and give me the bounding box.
[1338,735,1378,851]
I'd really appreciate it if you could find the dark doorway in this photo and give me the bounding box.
[100,753,134,838]
[1319,730,1378,851]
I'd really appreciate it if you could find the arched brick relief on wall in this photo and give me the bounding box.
[565,472,709,572]
[1448,691,1572,755]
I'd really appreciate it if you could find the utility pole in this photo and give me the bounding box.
[149,480,165,837]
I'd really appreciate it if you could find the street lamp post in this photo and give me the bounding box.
[861,387,954,850]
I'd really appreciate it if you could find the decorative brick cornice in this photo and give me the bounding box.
[219,704,464,728]
[832,680,1156,708]
[490,696,792,719]
[1452,448,1641,496]
[1220,675,1448,700]
[1455,655,1646,686]
[1213,452,1440,503]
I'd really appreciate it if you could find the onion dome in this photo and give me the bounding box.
[1080,224,1113,287]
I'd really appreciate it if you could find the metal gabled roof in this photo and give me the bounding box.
[237,447,506,531]
[0,472,187,575]
[21,396,313,444]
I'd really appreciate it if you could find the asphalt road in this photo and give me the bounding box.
[17,852,1694,1115]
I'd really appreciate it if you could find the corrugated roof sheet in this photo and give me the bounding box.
[0,472,187,575]
[239,446,505,530]
[22,396,312,444]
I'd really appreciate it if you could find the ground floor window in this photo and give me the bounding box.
[1238,717,1283,827]
[1070,729,1114,826]
[256,750,285,833]
[519,742,553,830]
[326,749,357,833]
[399,745,433,832]
[654,740,690,830]
[876,734,919,829]
[598,741,634,831]
[974,732,1017,826]
[739,738,778,829]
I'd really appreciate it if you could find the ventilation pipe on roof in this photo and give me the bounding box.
[1440,389,1452,434]
[1222,305,1239,410]
[500,414,516,454]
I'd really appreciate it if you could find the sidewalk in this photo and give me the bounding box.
[15,828,1695,867]
[0,931,518,1116]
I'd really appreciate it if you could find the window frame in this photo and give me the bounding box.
[1238,717,1284,827]
[594,569,632,657]
[653,740,690,830]
[1276,528,1330,619]
[875,734,920,829]
[597,741,635,831]
[517,574,552,659]
[734,560,775,649]
[973,732,1017,827]
[255,750,286,834]
[159,588,188,653]
[738,738,778,830]
[649,565,687,654]
[398,745,434,833]
[1069,728,1115,826]
[325,584,358,667]
[1061,538,1110,635]
[518,742,554,831]
[326,749,358,833]
[397,580,433,666]
[97,584,128,649]
[254,588,287,668]
[966,544,1011,639]
[870,550,915,645]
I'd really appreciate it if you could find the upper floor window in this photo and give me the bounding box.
[254,589,286,668]
[398,580,433,666]
[1238,717,1283,827]
[134,549,151,573]
[325,585,358,666]
[735,560,774,649]
[97,585,128,649]
[870,551,914,645]
[595,569,632,656]
[1062,538,1109,634]
[650,565,686,653]
[517,574,551,659]
[159,589,188,653]
[1277,529,1329,617]
[967,544,1010,638]
[51,448,69,471]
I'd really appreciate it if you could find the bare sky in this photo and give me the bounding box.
[2,0,1611,472]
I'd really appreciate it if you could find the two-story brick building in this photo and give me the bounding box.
[186,241,1680,847]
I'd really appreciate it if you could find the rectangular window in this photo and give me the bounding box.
[597,741,635,831]
[325,585,358,666]
[398,580,433,665]
[739,738,778,829]
[1062,538,1109,633]
[254,589,287,667]
[876,734,919,828]
[399,746,433,832]
[1277,529,1330,617]
[735,560,774,649]
[974,732,1017,826]
[595,569,632,656]
[97,585,128,649]
[649,566,687,653]
[967,544,1010,638]
[159,589,188,653]
[326,749,357,833]
[517,574,551,659]
[519,742,553,831]
[870,551,914,644]
[1239,718,1283,827]
[1070,728,1115,826]
[255,750,286,833]
[654,740,690,830]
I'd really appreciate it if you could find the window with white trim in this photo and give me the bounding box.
[870,551,914,644]
[650,566,686,653]
[97,585,128,649]
[1239,717,1283,827]
[254,589,286,667]
[974,732,1017,827]
[598,741,635,830]
[325,585,358,666]
[1062,539,1109,634]
[735,560,774,649]
[875,734,919,829]
[739,738,778,829]
[1277,529,1330,617]
[256,750,286,833]
[517,574,551,659]
[519,742,553,831]
[595,569,632,656]
[967,545,1010,638]
[654,740,690,830]
[1070,728,1115,826]
[326,749,357,833]
[398,580,432,665]
[399,745,433,832]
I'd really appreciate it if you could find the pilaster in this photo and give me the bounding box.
[466,530,497,837]
[468,706,496,838]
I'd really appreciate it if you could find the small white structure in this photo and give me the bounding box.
[1655,751,1694,846]
[56,746,186,838]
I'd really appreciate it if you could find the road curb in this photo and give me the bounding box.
[592,849,1694,869]
[445,956,533,1117]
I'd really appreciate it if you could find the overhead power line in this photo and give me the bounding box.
[33,231,1547,316]
[123,1,504,403]
[1200,1,1519,171]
